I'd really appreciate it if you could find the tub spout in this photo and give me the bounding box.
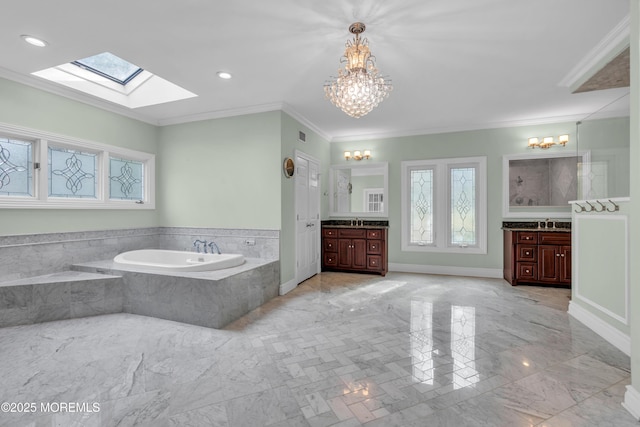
[207,241,221,254]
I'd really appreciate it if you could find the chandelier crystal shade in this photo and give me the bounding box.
[324,22,393,118]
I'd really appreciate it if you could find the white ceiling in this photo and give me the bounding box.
[1,0,631,141]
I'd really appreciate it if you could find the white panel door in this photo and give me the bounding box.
[295,152,320,284]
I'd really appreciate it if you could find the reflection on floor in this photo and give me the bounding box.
[0,272,635,426]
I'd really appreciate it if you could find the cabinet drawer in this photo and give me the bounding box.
[517,245,536,262]
[517,232,538,244]
[517,263,537,280]
[367,240,382,254]
[367,229,383,239]
[323,228,338,237]
[367,255,382,270]
[539,232,571,245]
[323,238,337,252]
[323,252,337,266]
[338,228,367,238]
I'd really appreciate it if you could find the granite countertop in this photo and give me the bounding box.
[502,221,571,232]
[322,220,389,228]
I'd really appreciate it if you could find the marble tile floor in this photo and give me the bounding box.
[0,272,635,427]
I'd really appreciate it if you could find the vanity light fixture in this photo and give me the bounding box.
[344,149,371,161]
[527,134,569,149]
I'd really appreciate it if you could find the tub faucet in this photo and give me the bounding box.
[207,241,221,254]
[193,239,207,253]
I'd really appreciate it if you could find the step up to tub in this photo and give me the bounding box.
[0,271,123,328]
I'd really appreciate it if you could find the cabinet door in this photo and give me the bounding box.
[337,239,353,268]
[538,245,560,282]
[352,239,367,269]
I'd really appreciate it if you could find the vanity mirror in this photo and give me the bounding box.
[503,151,590,218]
[329,162,388,217]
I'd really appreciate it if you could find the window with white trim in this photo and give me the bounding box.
[401,156,486,253]
[0,123,154,209]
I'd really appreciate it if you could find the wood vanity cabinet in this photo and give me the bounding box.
[322,227,387,276]
[504,230,571,287]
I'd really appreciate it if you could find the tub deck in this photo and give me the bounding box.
[0,257,279,329]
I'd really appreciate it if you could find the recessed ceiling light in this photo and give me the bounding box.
[21,35,48,47]
[216,71,232,80]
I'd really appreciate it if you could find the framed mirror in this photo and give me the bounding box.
[329,162,388,217]
[503,151,591,218]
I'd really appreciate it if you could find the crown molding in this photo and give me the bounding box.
[0,66,158,126]
[156,102,286,126]
[559,14,630,90]
[329,109,630,143]
[280,103,332,142]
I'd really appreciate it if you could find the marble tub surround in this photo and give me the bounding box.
[0,226,278,281]
[157,227,279,260]
[0,271,123,328]
[0,228,161,281]
[0,272,634,427]
[73,257,280,329]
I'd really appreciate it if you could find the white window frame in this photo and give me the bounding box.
[0,122,155,209]
[401,156,487,254]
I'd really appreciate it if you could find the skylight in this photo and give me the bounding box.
[32,52,197,109]
[72,52,143,85]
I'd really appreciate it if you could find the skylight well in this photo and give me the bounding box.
[32,51,196,109]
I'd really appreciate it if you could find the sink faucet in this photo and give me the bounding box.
[193,239,207,253]
[207,241,221,254]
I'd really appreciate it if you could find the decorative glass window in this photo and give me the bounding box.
[0,137,33,197]
[450,167,476,246]
[401,157,486,253]
[48,146,97,198]
[409,168,434,245]
[73,52,143,85]
[109,157,143,200]
[0,123,154,209]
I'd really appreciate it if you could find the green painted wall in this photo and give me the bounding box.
[280,112,330,285]
[0,77,159,235]
[330,118,629,271]
[157,112,282,229]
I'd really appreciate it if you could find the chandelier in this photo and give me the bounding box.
[324,22,392,118]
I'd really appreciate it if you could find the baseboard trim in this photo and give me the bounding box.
[623,385,640,421]
[389,263,503,279]
[279,278,297,295]
[568,301,630,356]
